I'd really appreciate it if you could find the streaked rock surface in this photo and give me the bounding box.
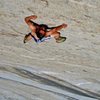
[0,0,100,100]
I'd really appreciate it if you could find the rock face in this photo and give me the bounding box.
[0,0,100,100]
